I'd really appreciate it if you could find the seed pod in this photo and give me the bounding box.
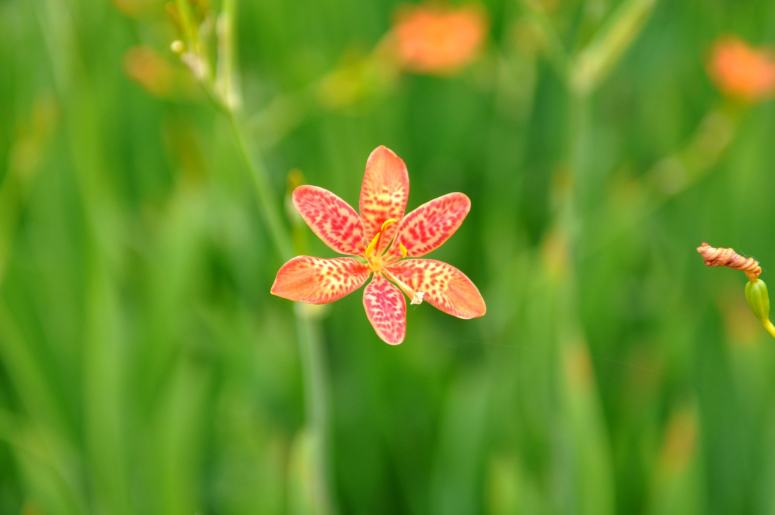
[745,279,771,322]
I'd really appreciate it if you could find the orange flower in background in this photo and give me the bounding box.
[271,146,486,345]
[708,37,775,101]
[391,4,487,75]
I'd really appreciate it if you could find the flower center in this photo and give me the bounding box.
[364,218,398,272]
[362,219,425,305]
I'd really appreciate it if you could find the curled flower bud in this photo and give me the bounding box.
[745,279,770,322]
[697,242,775,340]
[696,242,761,281]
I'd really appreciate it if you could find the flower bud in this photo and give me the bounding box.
[745,278,771,322]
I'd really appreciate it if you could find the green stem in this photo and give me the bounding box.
[563,91,590,250]
[225,107,335,515]
[208,6,333,511]
[764,319,775,339]
[550,88,615,515]
[216,0,239,111]
[226,111,293,259]
[295,305,334,515]
[519,0,570,79]
[175,0,200,57]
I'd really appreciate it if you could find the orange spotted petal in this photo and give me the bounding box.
[388,192,470,258]
[385,259,485,319]
[359,146,409,252]
[363,274,407,345]
[271,256,370,304]
[292,185,366,255]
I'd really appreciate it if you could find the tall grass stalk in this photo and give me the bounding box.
[226,110,334,515]
[212,4,335,513]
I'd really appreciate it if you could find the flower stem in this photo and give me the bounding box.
[172,0,335,509]
[225,111,335,513]
[763,319,775,339]
[226,111,293,259]
[295,305,334,515]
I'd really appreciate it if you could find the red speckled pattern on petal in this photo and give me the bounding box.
[292,185,366,255]
[359,146,409,252]
[271,256,370,304]
[388,192,470,258]
[363,275,407,345]
[386,259,485,319]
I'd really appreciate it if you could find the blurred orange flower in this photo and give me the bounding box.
[709,37,775,101]
[391,4,487,75]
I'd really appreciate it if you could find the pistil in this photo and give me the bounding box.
[363,219,423,302]
[384,269,425,305]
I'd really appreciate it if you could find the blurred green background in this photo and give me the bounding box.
[3,0,775,513]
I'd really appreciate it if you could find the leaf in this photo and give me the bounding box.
[570,0,657,95]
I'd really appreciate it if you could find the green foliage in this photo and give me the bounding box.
[2,0,775,513]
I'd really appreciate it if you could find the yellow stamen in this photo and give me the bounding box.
[380,218,398,232]
[364,233,380,258]
[364,218,398,257]
[399,242,408,258]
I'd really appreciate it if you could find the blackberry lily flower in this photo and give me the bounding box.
[271,145,486,345]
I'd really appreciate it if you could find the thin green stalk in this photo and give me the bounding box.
[519,0,570,79]
[545,88,614,515]
[226,110,334,515]
[764,320,775,339]
[186,4,334,510]
[216,0,239,111]
[36,2,132,512]
[562,91,590,251]
[295,305,334,515]
[226,112,293,259]
[174,0,200,60]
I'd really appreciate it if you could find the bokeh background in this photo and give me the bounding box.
[3,0,775,513]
